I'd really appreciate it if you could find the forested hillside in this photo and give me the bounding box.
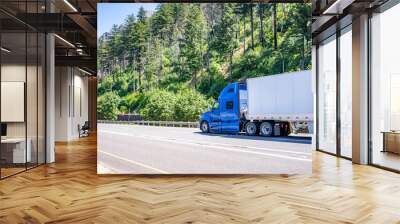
[97,3,311,121]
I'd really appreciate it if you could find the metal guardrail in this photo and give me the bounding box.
[98,120,199,128]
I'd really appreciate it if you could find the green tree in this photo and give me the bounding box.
[97,3,312,121]
[140,90,177,121]
[209,4,239,79]
[177,4,207,88]
[131,6,149,91]
[175,89,209,121]
[97,92,120,120]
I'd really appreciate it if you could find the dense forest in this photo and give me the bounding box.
[97,3,311,121]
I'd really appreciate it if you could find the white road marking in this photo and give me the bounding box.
[97,162,117,174]
[98,150,170,174]
[171,138,310,156]
[99,127,310,156]
[99,130,311,162]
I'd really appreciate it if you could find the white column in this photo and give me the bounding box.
[352,14,369,164]
[312,45,317,150]
[46,32,55,163]
[55,67,74,141]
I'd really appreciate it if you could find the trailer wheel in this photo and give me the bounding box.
[245,122,258,136]
[260,122,274,137]
[200,121,210,133]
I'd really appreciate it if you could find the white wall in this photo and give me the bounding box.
[55,67,89,141]
[1,64,42,137]
[55,66,70,141]
[1,62,46,164]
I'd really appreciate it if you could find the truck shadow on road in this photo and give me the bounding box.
[195,132,312,144]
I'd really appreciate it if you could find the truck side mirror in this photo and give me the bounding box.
[208,105,211,111]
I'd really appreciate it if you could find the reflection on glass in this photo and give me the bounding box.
[340,27,352,158]
[0,0,47,179]
[318,35,337,154]
[390,75,400,130]
[1,32,27,177]
[27,31,38,169]
[371,4,400,171]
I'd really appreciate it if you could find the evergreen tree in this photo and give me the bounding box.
[178,4,207,88]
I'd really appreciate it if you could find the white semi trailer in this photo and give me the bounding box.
[200,70,314,136]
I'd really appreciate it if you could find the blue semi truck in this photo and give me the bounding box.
[199,70,313,137]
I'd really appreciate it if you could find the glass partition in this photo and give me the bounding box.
[1,31,28,177]
[370,4,400,171]
[339,26,352,158]
[0,1,46,179]
[317,35,337,154]
[27,31,38,169]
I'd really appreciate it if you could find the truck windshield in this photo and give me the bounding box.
[213,102,219,110]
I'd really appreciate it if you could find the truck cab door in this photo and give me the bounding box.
[209,109,221,133]
[220,86,240,133]
[221,100,240,133]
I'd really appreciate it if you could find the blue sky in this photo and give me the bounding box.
[97,3,159,38]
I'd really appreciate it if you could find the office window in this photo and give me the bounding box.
[1,31,28,177]
[370,4,400,171]
[340,26,352,158]
[226,101,234,110]
[317,35,337,154]
[0,2,46,179]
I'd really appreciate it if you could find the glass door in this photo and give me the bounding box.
[339,26,352,158]
[1,31,28,178]
[370,4,400,171]
[0,1,47,179]
[317,35,337,154]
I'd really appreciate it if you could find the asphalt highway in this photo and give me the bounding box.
[97,124,312,174]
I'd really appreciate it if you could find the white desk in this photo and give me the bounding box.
[1,138,31,163]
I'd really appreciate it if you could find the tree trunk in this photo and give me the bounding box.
[112,58,116,82]
[229,50,233,80]
[190,71,198,89]
[206,40,211,86]
[138,71,142,92]
[138,56,143,91]
[258,3,265,47]
[272,4,277,50]
[157,50,163,85]
[242,10,246,55]
[236,16,239,40]
[250,3,254,49]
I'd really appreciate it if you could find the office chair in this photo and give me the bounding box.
[79,121,90,138]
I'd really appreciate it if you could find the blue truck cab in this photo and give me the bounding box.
[200,83,247,133]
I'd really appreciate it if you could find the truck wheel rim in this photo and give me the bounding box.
[261,123,272,135]
[202,123,208,132]
[262,126,271,135]
[247,124,256,134]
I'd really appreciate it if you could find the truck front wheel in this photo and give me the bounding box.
[260,122,274,137]
[245,122,258,136]
[200,121,210,133]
